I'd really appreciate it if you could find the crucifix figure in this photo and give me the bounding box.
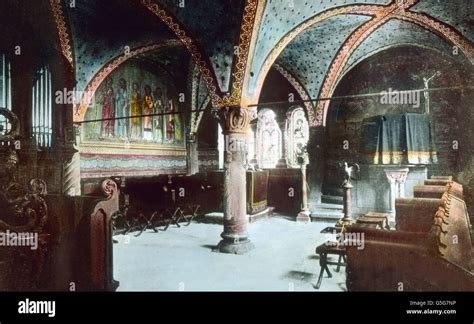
[422,71,441,114]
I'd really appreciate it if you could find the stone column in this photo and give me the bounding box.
[186,132,199,175]
[384,168,409,223]
[296,159,311,222]
[387,177,396,216]
[337,181,354,227]
[62,124,80,196]
[216,106,256,254]
[63,151,81,195]
[276,119,287,168]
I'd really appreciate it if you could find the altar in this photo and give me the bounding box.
[351,113,437,219]
[351,164,427,218]
[246,170,269,215]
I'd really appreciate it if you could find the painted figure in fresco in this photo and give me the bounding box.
[166,95,176,142]
[165,87,182,143]
[153,86,164,142]
[130,82,142,140]
[143,85,154,141]
[167,118,175,142]
[101,78,115,137]
[115,78,129,139]
[173,101,182,143]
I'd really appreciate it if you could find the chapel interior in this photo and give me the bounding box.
[0,0,473,292]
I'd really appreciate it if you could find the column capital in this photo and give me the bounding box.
[214,106,257,135]
[384,168,409,184]
[186,131,197,143]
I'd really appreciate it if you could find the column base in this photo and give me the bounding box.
[388,211,396,226]
[276,158,287,168]
[217,238,255,255]
[296,210,311,223]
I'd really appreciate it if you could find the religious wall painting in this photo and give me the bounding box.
[115,78,129,139]
[286,107,309,168]
[82,63,184,148]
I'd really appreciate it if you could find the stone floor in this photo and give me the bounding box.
[114,215,346,291]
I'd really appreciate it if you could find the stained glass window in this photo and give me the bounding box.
[286,107,309,167]
[256,109,282,168]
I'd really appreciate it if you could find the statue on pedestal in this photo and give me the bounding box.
[337,162,360,227]
[342,162,360,186]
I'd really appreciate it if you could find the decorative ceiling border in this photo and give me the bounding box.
[249,4,385,105]
[74,40,181,122]
[273,63,315,125]
[187,62,212,136]
[221,0,260,107]
[49,0,74,66]
[189,64,201,134]
[140,0,223,108]
[314,0,474,126]
[314,5,397,126]
[396,11,474,62]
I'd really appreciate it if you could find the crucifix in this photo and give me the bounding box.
[422,71,441,114]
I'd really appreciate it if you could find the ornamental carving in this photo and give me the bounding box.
[49,0,74,66]
[140,0,223,108]
[215,106,256,134]
[274,63,315,125]
[0,109,49,233]
[384,168,409,184]
[221,0,259,107]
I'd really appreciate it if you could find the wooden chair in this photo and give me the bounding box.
[314,242,346,289]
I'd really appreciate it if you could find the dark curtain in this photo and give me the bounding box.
[359,113,437,165]
[405,113,438,164]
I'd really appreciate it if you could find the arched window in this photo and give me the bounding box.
[286,107,309,167]
[256,109,282,168]
[32,66,52,148]
[0,53,12,134]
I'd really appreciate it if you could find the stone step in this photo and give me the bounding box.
[311,202,344,221]
[310,209,343,221]
[324,188,344,197]
[431,175,452,181]
[321,195,343,205]
[315,202,343,210]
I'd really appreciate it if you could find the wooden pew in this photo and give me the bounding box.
[74,178,120,291]
[346,182,474,291]
[414,180,463,200]
[395,197,441,232]
[413,185,446,199]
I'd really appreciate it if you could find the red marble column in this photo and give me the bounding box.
[216,106,255,254]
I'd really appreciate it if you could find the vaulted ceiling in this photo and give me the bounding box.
[38,0,473,123]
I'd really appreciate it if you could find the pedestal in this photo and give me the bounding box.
[384,168,409,223]
[296,162,311,223]
[337,182,354,227]
[350,164,427,216]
